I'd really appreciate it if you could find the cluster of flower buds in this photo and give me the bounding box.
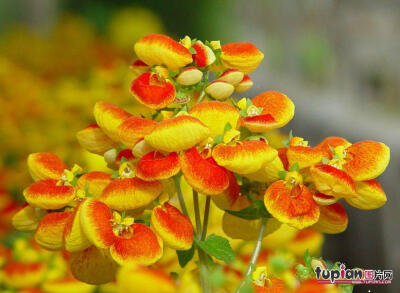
[12,33,390,290]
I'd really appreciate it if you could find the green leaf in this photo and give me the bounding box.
[189,47,196,54]
[111,170,119,179]
[213,134,223,145]
[278,170,287,180]
[234,173,243,185]
[282,139,289,148]
[177,245,195,268]
[304,249,312,267]
[226,205,261,220]
[289,162,300,172]
[296,264,314,281]
[322,157,330,164]
[195,234,235,264]
[224,122,232,133]
[225,200,270,220]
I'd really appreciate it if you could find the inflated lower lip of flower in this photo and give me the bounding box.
[11,33,391,292]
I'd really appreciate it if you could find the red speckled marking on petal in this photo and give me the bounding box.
[181,147,229,195]
[136,151,180,181]
[110,223,162,265]
[151,202,193,250]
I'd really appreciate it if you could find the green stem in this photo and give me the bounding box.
[193,191,211,293]
[173,176,189,217]
[193,191,202,235]
[235,218,267,293]
[201,196,211,240]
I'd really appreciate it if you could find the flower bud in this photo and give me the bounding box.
[218,69,244,85]
[235,75,253,93]
[176,66,203,86]
[192,40,216,67]
[205,80,234,100]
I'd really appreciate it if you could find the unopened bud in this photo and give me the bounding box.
[192,41,216,68]
[104,148,118,165]
[176,67,203,86]
[235,75,253,93]
[205,80,234,100]
[218,69,244,85]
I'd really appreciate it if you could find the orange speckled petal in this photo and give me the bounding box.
[264,181,320,229]
[145,115,210,152]
[2,262,46,289]
[346,179,387,210]
[76,123,116,155]
[110,223,163,266]
[244,91,295,132]
[212,171,240,211]
[212,140,278,174]
[136,152,180,181]
[100,178,162,211]
[343,140,390,181]
[117,265,176,293]
[134,34,192,70]
[193,40,216,68]
[80,198,116,249]
[151,202,193,250]
[35,211,72,251]
[130,73,176,110]
[287,146,324,169]
[94,101,131,142]
[241,114,278,133]
[27,152,67,181]
[223,214,281,241]
[23,179,75,210]
[76,171,112,198]
[312,202,348,234]
[70,246,118,285]
[189,101,240,137]
[221,42,264,74]
[63,202,92,252]
[309,164,356,199]
[315,136,351,158]
[12,205,42,232]
[118,116,158,148]
[181,147,229,195]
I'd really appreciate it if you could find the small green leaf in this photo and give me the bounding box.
[195,234,235,264]
[282,139,289,148]
[213,134,223,145]
[111,170,119,179]
[177,245,195,268]
[278,170,287,180]
[226,205,261,220]
[289,162,300,172]
[322,157,330,164]
[189,47,196,54]
[304,249,312,267]
[239,109,247,117]
[224,122,232,133]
